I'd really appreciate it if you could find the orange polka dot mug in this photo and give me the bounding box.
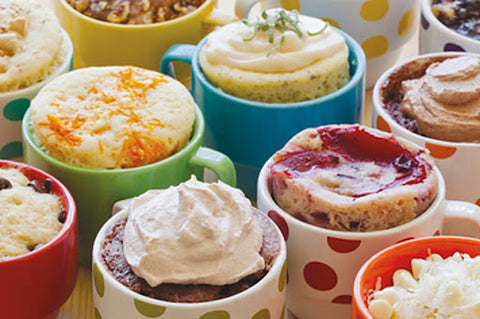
[235,0,421,88]
[92,196,287,319]
[256,126,480,319]
[372,52,480,236]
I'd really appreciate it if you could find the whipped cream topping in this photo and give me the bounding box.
[401,55,480,142]
[201,9,348,73]
[123,176,265,287]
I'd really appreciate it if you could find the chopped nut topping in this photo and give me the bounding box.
[9,17,26,36]
[70,0,90,12]
[0,33,17,55]
[107,1,130,23]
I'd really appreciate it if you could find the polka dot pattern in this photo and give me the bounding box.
[3,98,30,121]
[278,260,287,292]
[327,236,361,253]
[331,295,352,304]
[303,262,337,291]
[133,299,166,318]
[268,210,289,241]
[398,8,415,37]
[252,308,270,319]
[476,198,480,207]
[199,310,231,319]
[360,0,389,22]
[320,17,340,29]
[0,142,23,159]
[444,42,466,52]
[425,142,457,159]
[396,237,415,244]
[94,308,102,319]
[421,13,430,30]
[362,35,389,59]
[376,116,392,133]
[93,263,105,298]
[433,230,441,236]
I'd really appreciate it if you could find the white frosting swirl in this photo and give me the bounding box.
[201,9,347,73]
[123,176,265,287]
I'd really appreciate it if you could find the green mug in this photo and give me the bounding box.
[22,106,236,265]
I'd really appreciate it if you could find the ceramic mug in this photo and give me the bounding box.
[352,236,480,318]
[372,52,480,236]
[22,106,236,266]
[235,0,421,88]
[420,0,480,54]
[0,29,72,160]
[0,160,78,319]
[92,203,287,319]
[53,0,235,81]
[257,159,480,319]
[160,29,365,199]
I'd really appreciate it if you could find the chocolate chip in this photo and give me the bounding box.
[0,177,12,190]
[27,243,43,252]
[58,210,66,224]
[27,178,52,194]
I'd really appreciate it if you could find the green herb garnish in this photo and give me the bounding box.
[242,10,329,56]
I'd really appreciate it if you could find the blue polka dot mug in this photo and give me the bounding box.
[0,29,73,160]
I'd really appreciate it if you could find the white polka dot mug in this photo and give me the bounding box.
[420,0,480,55]
[235,0,421,88]
[257,159,480,319]
[92,200,287,319]
[372,52,480,236]
[0,29,72,160]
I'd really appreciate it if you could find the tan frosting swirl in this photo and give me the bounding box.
[123,176,265,287]
[401,55,480,142]
[201,9,347,73]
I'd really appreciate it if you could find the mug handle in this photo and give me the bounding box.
[160,44,196,81]
[235,0,262,18]
[442,200,480,237]
[189,146,237,187]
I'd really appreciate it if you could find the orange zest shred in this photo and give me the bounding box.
[40,115,83,146]
[119,130,168,168]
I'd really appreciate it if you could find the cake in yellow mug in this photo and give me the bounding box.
[0,0,70,92]
[199,9,350,103]
[29,66,195,169]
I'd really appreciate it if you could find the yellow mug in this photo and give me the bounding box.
[54,0,233,79]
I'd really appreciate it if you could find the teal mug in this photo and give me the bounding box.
[22,106,236,265]
[160,28,365,199]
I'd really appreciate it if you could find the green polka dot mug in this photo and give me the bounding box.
[235,0,421,88]
[0,29,73,160]
[92,200,287,319]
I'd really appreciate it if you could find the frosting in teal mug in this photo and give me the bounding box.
[22,106,236,265]
[160,28,366,199]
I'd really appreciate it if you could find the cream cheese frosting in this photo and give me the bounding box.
[201,10,347,73]
[401,55,480,142]
[123,176,265,287]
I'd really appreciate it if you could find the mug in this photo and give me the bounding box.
[53,0,234,81]
[420,0,480,54]
[92,202,287,319]
[0,160,77,319]
[352,236,480,318]
[257,159,480,319]
[22,106,236,266]
[372,52,480,236]
[0,29,73,160]
[160,29,365,199]
[235,0,421,88]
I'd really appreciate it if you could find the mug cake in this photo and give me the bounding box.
[29,65,195,169]
[199,9,350,103]
[268,124,438,231]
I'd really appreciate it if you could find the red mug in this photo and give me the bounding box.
[0,160,78,319]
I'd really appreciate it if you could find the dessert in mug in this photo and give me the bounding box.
[0,0,70,92]
[199,9,350,103]
[368,252,480,319]
[432,0,480,40]
[268,124,438,231]
[66,0,206,24]
[29,65,195,169]
[100,176,282,302]
[0,167,64,258]
[380,54,480,143]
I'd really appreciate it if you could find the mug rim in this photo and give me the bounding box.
[92,205,287,309]
[0,28,73,99]
[352,235,480,318]
[191,24,366,109]
[57,0,215,30]
[421,0,480,46]
[257,156,446,240]
[21,105,205,176]
[372,51,480,148]
[0,159,77,264]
